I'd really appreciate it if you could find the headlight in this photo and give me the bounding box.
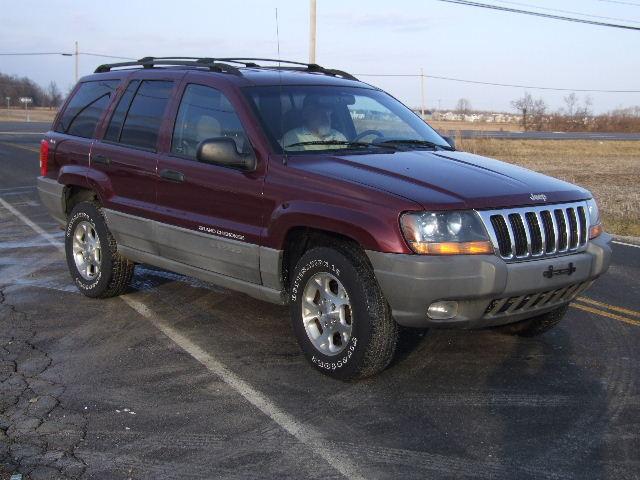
[586,198,602,239]
[400,211,494,255]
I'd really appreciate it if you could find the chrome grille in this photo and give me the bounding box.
[477,201,590,261]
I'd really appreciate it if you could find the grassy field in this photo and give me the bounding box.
[0,108,57,123]
[457,138,640,237]
[430,120,522,132]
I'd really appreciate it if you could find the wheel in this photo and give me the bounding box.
[289,244,398,380]
[65,201,134,298]
[494,305,569,337]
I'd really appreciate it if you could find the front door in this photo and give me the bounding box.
[154,82,267,283]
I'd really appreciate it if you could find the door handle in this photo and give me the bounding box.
[92,154,111,165]
[160,169,185,182]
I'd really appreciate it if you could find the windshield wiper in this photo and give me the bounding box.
[376,139,454,151]
[285,140,394,150]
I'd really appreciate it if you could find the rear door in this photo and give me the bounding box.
[90,77,178,253]
[154,80,267,283]
[51,80,119,181]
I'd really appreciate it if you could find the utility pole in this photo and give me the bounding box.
[75,41,79,82]
[420,68,425,119]
[309,0,317,64]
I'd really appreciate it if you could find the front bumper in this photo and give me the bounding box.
[367,233,612,328]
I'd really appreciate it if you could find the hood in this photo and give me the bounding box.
[290,149,590,210]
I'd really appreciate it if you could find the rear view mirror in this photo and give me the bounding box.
[196,137,256,171]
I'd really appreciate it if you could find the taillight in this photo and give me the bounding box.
[40,139,49,176]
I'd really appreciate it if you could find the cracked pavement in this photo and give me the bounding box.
[0,288,87,479]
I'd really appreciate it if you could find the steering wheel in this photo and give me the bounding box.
[352,130,384,143]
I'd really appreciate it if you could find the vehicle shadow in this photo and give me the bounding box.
[129,270,613,479]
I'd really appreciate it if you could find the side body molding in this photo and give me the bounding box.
[103,209,286,305]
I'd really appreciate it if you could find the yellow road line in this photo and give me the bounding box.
[577,296,640,318]
[571,303,640,327]
[0,141,39,153]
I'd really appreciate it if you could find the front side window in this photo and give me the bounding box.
[245,85,450,153]
[106,80,173,151]
[55,80,119,138]
[171,84,249,159]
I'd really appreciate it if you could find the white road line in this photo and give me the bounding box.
[0,131,45,135]
[0,196,365,480]
[121,295,364,480]
[0,197,64,253]
[612,240,640,249]
[0,185,35,192]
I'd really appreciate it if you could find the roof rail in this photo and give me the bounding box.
[94,57,241,75]
[94,56,358,81]
[219,58,358,80]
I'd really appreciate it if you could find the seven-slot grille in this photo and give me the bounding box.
[476,201,590,261]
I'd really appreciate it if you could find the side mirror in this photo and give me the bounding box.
[196,137,256,171]
[442,135,456,149]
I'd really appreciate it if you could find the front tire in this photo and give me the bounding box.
[65,201,134,298]
[289,244,398,380]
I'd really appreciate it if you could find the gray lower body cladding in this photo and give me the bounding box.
[366,233,612,329]
[102,209,286,304]
[37,176,66,225]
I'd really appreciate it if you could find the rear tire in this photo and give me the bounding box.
[289,243,398,380]
[494,305,569,337]
[65,201,134,298]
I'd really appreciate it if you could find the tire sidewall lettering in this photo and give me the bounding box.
[311,337,358,371]
[290,258,340,302]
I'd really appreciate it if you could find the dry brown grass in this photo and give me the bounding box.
[457,138,640,237]
[0,107,57,123]
[430,120,522,132]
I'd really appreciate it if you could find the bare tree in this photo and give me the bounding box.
[46,81,63,109]
[455,98,472,115]
[511,92,547,131]
[561,93,593,130]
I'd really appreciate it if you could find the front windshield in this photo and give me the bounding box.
[244,85,451,153]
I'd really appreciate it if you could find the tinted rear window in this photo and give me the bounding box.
[117,81,173,150]
[104,80,140,143]
[55,80,119,138]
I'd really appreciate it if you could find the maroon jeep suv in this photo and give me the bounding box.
[37,57,611,379]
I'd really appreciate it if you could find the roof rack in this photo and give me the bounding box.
[94,56,358,81]
[220,58,358,81]
[95,57,242,75]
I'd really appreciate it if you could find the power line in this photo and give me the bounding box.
[0,52,72,56]
[356,73,640,93]
[0,52,135,59]
[79,52,136,60]
[596,0,640,6]
[435,0,640,30]
[491,0,640,23]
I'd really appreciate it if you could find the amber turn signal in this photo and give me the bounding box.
[589,224,603,239]
[410,240,494,255]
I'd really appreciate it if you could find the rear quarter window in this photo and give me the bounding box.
[55,80,119,138]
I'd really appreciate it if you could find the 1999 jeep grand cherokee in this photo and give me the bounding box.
[37,57,611,380]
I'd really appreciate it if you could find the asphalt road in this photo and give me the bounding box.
[443,130,640,141]
[1,123,639,479]
[4,121,640,141]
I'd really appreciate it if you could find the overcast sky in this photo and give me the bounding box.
[2,0,639,113]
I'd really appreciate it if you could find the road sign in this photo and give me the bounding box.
[19,97,33,104]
